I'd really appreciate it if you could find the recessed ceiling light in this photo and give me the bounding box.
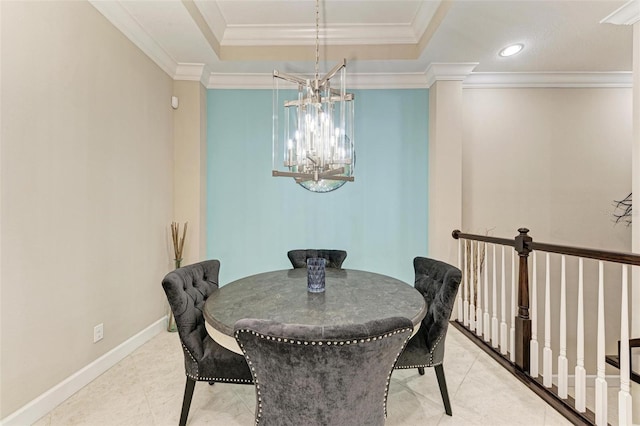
[499,43,524,57]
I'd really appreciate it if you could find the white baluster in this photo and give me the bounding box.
[530,251,539,378]
[575,257,586,412]
[595,261,607,426]
[457,238,463,322]
[543,252,553,388]
[510,248,516,362]
[618,265,632,425]
[470,241,476,331]
[483,242,490,342]
[558,255,568,399]
[492,244,499,348]
[500,246,508,355]
[476,240,483,336]
[463,240,469,327]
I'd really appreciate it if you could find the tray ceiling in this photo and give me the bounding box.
[89,0,636,87]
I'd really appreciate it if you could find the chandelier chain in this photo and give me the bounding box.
[315,0,319,84]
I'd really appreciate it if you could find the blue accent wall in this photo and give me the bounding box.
[207,89,428,285]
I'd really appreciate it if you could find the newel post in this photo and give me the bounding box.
[514,228,532,372]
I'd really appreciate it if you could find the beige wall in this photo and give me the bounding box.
[461,87,633,372]
[428,80,463,266]
[172,81,207,266]
[0,1,173,417]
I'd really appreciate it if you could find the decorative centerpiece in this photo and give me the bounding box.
[307,258,326,293]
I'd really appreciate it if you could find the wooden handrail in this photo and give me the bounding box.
[452,229,515,247]
[528,242,640,266]
[452,229,640,267]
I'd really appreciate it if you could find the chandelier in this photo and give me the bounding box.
[271,0,355,193]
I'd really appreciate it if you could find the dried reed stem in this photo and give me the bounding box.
[465,238,486,306]
[171,221,188,260]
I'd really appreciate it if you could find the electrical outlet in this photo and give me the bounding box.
[93,323,104,343]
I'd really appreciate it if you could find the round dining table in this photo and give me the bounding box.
[203,268,427,354]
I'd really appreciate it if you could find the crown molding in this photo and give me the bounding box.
[207,73,271,89]
[88,0,177,77]
[221,25,417,46]
[174,63,211,86]
[204,69,633,90]
[463,72,633,88]
[411,0,443,40]
[600,0,640,25]
[206,72,429,89]
[193,0,227,42]
[425,63,479,87]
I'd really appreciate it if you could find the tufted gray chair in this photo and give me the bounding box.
[162,260,253,426]
[234,317,413,426]
[287,249,348,269]
[394,257,462,416]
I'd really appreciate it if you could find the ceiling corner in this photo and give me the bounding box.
[88,0,178,77]
[600,0,640,25]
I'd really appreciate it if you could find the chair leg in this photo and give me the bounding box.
[179,378,196,426]
[418,367,425,375]
[434,364,452,416]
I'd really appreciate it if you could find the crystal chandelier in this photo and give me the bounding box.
[271,0,355,193]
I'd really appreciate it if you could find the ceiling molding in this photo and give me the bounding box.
[411,0,444,40]
[417,0,452,53]
[204,70,633,90]
[206,72,429,90]
[174,63,210,86]
[207,73,271,89]
[425,63,479,87]
[463,72,633,88]
[182,0,221,56]
[193,0,227,42]
[88,0,177,77]
[600,0,640,25]
[221,25,417,46]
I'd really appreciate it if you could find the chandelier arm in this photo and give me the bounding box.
[273,71,308,86]
[284,93,353,107]
[272,171,315,179]
[295,176,355,183]
[317,175,355,182]
[274,170,354,183]
[318,59,347,87]
[318,167,346,177]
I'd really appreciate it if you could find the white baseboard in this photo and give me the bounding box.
[0,316,168,426]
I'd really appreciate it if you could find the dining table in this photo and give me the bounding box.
[203,267,427,354]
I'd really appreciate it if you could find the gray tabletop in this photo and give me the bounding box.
[204,268,427,340]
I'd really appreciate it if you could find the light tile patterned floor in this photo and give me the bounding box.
[33,327,572,425]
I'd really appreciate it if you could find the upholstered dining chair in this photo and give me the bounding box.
[287,249,347,269]
[394,257,462,416]
[234,317,413,426]
[161,260,253,426]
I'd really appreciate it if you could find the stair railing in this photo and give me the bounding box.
[452,228,639,425]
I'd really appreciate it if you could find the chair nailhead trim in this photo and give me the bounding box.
[186,373,252,384]
[395,331,446,369]
[181,341,252,383]
[234,326,413,425]
[181,342,200,378]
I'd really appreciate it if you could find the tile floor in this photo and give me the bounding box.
[33,326,574,426]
